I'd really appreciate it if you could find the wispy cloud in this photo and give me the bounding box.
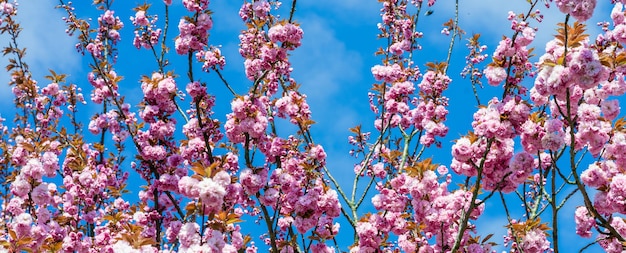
[0,1,81,107]
[288,13,371,186]
[434,0,612,52]
[298,0,380,24]
[291,13,364,141]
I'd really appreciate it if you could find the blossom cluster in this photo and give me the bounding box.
[131,8,162,49]
[84,10,124,59]
[357,170,490,252]
[7,0,626,252]
[483,10,540,91]
[238,1,303,96]
[554,0,596,22]
[175,6,212,55]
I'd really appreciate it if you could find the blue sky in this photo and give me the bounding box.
[0,0,622,252]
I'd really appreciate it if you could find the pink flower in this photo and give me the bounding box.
[31,183,51,206]
[197,178,226,213]
[311,243,335,253]
[23,158,44,180]
[0,2,14,15]
[240,168,265,195]
[41,151,59,177]
[178,222,201,249]
[142,145,166,160]
[520,228,551,252]
[158,174,179,192]
[577,103,601,121]
[451,137,473,162]
[13,213,32,237]
[183,0,209,12]
[131,10,149,26]
[601,99,620,120]
[198,48,226,71]
[575,206,595,238]
[355,221,380,250]
[268,23,304,48]
[484,66,507,86]
[554,0,596,22]
[371,64,404,83]
[166,221,182,242]
[178,176,200,198]
[111,241,138,253]
[252,0,270,18]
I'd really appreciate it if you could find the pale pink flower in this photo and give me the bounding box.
[178,222,201,249]
[601,99,620,120]
[575,206,595,238]
[520,228,551,252]
[197,178,226,212]
[484,66,506,86]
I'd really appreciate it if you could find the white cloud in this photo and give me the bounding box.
[287,14,369,188]
[298,0,380,23]
[0,1,81,107]
[434,0,611,53]
[290,14,364,145]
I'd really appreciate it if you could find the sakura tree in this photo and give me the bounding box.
[1,0,626,252]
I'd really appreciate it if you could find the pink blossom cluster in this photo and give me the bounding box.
[88,105,131,142]
[534,39,608,100]
[581,161,626,214]
[238,0,272,22]
[238,4,301,96]
[135,72,181,182]
[520,117,567,153]
[196,46,226,72]
[239,31,292,94]
[86,70,134,145]
[452,96,535,192]
[553,0,597,22]
[598,218,626,252]
[354,171,489,252]
[183,0,209,12]
[379,0,422,54]
[471,96,529,139]
[245,136,340,250]
[0,2,14,15]
[268,23,304,49]
[32,82,85,135]
[575,102,612,156]
[140,73,179,118]
[180,82,224,163]
[411,71,451,146]
[87,71,118,104]
[370,66,449,147]
[275,91,312,126]
[130,9,162,49]
[224,95,269,144]
[371,64,406,83]
[575,206,596,238]
[484,10,539,90]
[86,10,124,58]
[461,38,488,80]
[503,221,551,253]
[170,223,242,252]
[607,3,626,45]
[371,0,452,153]
[175,12,212,54]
